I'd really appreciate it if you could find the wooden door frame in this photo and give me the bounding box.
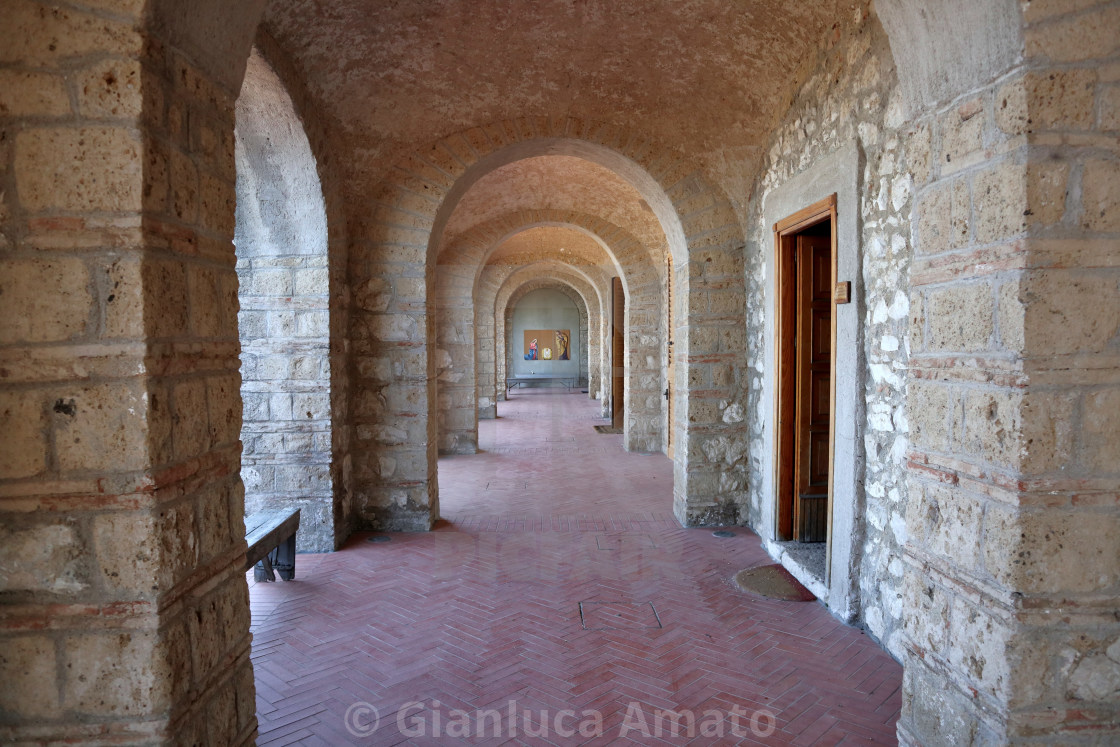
[666,254,674,459]
[772,195,838,566]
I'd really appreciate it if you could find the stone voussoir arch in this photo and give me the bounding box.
[435,209,663,454]
[487,263,606,417]
[351,117,748,531]
[501,278,592,408]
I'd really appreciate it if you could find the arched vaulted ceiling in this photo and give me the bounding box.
[443,156,666,259]
[486,227,611,271]
[260,0,850,280]
[263,0,844,196]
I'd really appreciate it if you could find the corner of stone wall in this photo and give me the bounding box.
[898,1,1120,741]
[0,3,260,740]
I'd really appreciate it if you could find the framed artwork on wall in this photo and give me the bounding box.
[524,330,570,360]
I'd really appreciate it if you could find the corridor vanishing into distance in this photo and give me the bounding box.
[248,391,901,744]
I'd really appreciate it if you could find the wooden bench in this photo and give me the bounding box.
[244,508,300,582]
[506,375,577,393]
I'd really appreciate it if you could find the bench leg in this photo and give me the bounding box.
[254,554,276,582]
[253,533,296,582]
[273,531,296,581]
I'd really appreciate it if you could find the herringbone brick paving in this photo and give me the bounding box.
[250,391,901,745]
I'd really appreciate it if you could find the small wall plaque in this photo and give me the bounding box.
[834,281,851,304]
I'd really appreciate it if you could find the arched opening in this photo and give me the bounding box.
[483,261,607,418]
[433,218,627,457]
[431,165,671,464]
[233,48,334,552]
[348,124,746,533]
[506,287,583,386]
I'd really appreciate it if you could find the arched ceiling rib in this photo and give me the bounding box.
[443,156,667,258]
[485,227,610,271]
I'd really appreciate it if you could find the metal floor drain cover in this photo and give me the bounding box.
[579,601,662,630]
[367,536,391,543]
[712,530,736,538]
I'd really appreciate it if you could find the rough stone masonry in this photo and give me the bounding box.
[0,1,1117,745]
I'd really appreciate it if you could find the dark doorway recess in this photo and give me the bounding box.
[611,277,626,430]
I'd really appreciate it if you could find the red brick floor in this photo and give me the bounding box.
[249,391,901,745]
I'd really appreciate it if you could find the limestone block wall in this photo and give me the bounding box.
[234,50,334,552]
[249,31,354,553]
[279,40,353,553]
[898,2,1120,742]
[0,2,256,741]
[741,8,913,647]
[349,187,436,531]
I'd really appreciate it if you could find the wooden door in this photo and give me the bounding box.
[611,277,625,429]
[793,234,832,541]
[774,195,837,546]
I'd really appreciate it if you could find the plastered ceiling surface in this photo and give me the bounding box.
[261,0,845,269]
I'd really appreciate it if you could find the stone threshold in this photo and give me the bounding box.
[762,538,829,602]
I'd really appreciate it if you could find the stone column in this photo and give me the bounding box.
[899,3,1120,741]
[0,2,256,742]
[433,257,480,455]
[349,206,437,530]
[673,240,749,527]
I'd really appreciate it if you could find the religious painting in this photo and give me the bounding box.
[524,330,570,361]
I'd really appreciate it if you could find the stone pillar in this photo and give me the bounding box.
[899,3,1120,742]
[474,267,500,419]
[611,236,664,453]
[434,258,479,455]
[350,205,437,530]
[0,2,255,742]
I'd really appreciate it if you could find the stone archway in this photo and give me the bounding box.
[482,262,608,417]
[433,220,616,455]
[501,280,592,401]
[434,210,659,456]
[350,126,746,532]
[496,273,600,404]
[234,48,335,552]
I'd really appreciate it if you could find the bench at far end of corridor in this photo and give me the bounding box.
[506,375,577,392]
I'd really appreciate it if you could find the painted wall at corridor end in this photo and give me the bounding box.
[510,289,581,378]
